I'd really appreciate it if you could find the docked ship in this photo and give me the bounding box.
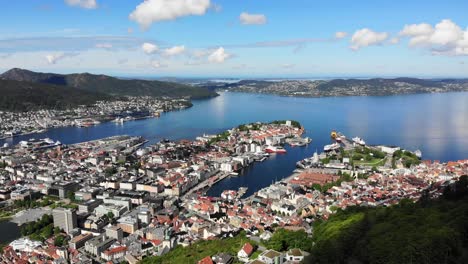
[265,145,287,153]
[324,142,340,152]
[352,137,366,146]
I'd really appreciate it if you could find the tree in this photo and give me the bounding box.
[54,235,65,247]
[66,191,75,201]
[107,211,115,219]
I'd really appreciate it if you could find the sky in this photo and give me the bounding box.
[0,0,467,78]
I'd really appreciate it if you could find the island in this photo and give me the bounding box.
[201,78,468,97]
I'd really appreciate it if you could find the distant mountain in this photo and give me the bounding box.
[204,77,468,97]
[1,68,217,99]
[0,79,112,111]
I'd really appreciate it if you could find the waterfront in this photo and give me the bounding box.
[2,91,468,197]
[0,221,20,244]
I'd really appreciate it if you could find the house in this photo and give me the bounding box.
[285,248,307,263]
[258,250,283,264]
[198,256,214,264]
[237,242,254,259]
[212,253,234,264]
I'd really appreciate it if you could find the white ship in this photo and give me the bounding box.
[352,137,366,146]
[324,142,340,151]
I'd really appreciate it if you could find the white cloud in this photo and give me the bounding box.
[95,43,112,49]
[335,31,348,39]
[239,12,267,25]
[390,37,400,44]
[399,19,468,56]
[350,28,388,50]
[45,52,79,64]
[129,0,211,29]
[207,47,231,63]
[64,0,97,9]
[142,42,159,54]
[151,60,167,68]
[163,45,186,56]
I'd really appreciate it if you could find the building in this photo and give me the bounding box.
[78,199,102,213]
[69,233,93,250]
[84,235,115,256]
[48,182,80,198]
[53,208,77,234]
[105,225,124,241]
[212,253,234,264]
[259,250,283,264]
[101,246,127,261]
[238,242,254,259]
[117,215,138,234]
[285,248,307,263]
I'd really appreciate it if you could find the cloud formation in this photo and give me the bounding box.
[64,0,97,9]
[208,47,231,63]
[142,42,159,54]
[45,52,79,64]
[335,31,348,39]
[129,0,211,29]
[400,19,468,56]
[239,12,267,25]
[151,60,167,68]
[350,28,388,50]
[163,45,186,56]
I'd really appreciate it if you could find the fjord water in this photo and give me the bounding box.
[2,92,468,197]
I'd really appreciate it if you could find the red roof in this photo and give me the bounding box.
[198,256,214,264]
[241,242,254,256]
[103,246,127,256]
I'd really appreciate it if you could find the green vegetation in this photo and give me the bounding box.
[1,68,217,100]
[264,229,312,252]
[20,214,54,242]
[140,232,256,264]
[270,120,302,129]
[393,150,421,168]
[208,131,231,145]
[0,79,112,111]
[54,234,67,247]
[306,175,468,264]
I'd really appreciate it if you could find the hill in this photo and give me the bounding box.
[1,68,217,99]
[0,79,112,111]
[206,78,468,97]
[305,175,468,263]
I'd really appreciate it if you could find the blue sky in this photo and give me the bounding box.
[0,0,467,78]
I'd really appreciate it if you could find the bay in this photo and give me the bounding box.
[1,92,467,197]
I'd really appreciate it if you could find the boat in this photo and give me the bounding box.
[324,142,340,152]
[352,137,366,146]
[265,145,287,153]
[112,117,124,124]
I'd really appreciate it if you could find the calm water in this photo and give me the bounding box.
[0,220,21,244]
[2,92,468,197]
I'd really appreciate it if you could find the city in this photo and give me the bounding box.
[1,120,466,263]
[1,1,468,264]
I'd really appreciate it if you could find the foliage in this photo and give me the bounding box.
[140,232,256,264]
[0,79,112,112]
[20,214,54,242]
[270,120,302,129]
[1,68,217,100]
[393,150,421,168]
[54,234,66,247]
[264,229,313,252]
[306,176,468,264]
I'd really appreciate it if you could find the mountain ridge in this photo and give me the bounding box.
[1,68,218,99]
